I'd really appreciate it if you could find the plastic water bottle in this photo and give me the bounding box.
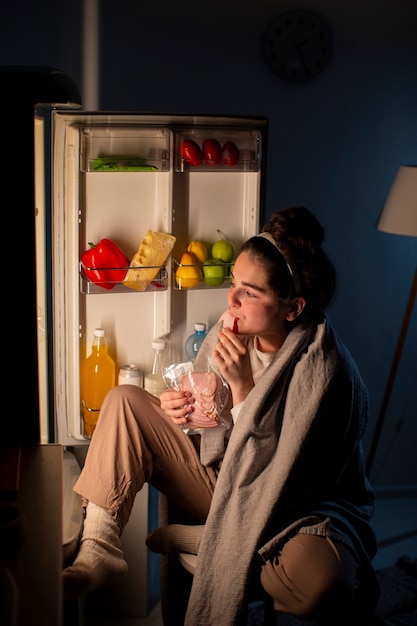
[144,338,169,398]
[185,323,207,361]
[81,328,116,438]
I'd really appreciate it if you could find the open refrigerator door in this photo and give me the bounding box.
[36,110,267,448]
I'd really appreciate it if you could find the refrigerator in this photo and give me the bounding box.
[32,74,268,620]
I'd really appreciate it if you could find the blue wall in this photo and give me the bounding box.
[2,0,416,485]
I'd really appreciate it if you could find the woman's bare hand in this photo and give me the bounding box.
[159,389,194,425]
[212,328,255,405]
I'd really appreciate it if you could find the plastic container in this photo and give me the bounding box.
[185,323,207,361]
[81,328,116,438]
[144,338,169,398]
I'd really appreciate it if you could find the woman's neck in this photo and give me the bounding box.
[255,332,288,353]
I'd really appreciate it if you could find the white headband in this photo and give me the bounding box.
[255,232,302,296]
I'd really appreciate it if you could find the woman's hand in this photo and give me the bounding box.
[212,328,254,405]
[159,389,194,426]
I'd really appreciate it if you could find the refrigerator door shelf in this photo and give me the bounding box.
[177,152,259,173]
[172,259,232,290]
[175,128,262,173]
[79,265,169,294]
[80,125,170,173]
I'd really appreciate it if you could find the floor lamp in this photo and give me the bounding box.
[366,165,417,478]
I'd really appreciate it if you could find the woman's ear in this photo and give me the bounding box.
[286,297,306,321]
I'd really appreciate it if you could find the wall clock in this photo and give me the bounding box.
[263,10,333,82]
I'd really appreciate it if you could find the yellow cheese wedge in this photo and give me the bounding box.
[123,230,176,291]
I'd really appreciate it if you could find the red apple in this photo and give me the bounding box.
[222,141,240,166]
[203,139,222,166]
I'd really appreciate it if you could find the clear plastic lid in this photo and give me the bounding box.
[94,328,105,337]
[152,338,166,350]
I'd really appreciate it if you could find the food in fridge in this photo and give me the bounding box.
[93,155,158,171]
[222,141,240,166]
[82,328,116,438]
[123,230,176,291]
[81,238,129,290]
[187,240,209,264]
[211,231,235,263]
[180,140,203,166]
[202,259,226,286]
[202,139,222,166]
[175,251,203,288]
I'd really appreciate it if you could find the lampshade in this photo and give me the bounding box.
[377,165,417,237]
[367,165,417,477]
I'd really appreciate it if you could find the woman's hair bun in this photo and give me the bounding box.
[267,206,325,250]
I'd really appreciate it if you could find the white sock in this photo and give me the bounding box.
[146,524,204,555]
[63,502,128,599]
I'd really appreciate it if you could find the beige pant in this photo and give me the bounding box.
[74,384,219,530]
[260,533,360,623]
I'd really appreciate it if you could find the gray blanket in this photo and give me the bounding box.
[185,316,377,625]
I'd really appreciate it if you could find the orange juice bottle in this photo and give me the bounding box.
[81,328,116,438]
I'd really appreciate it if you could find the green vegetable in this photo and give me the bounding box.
[93,155,157,171]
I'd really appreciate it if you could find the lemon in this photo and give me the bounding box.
[187,240,208,264]
[175,252,202,289]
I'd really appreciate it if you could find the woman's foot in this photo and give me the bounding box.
[63,502,128,599]
[146,523,204,555]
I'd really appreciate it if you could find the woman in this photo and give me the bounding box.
[64,206,380,625]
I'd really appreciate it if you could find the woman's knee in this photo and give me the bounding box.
[103,383,147,405]
[260,534,358,621]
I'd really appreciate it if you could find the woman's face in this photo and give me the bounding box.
[227,250,291,351]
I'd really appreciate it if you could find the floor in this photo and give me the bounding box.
[78,488,417,626]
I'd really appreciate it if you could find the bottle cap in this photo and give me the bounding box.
[94,328,105,337]
[152,338,166,350]
[194,323,206,332]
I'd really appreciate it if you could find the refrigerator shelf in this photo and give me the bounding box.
[172,259,232,290]
[176,154,259,173]
[175,128,262,172]
[80,126,171,173]
[87,157,164,172]
[79,266,168,294]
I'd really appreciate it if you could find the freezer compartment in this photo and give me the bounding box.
[176,128,261,172]
[80,126,170,172]
[79,264,169,294]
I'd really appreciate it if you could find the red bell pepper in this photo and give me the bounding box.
[81,238,129,290]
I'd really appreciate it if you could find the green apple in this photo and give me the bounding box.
[203,259,226,286]
[211,238,235,263]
